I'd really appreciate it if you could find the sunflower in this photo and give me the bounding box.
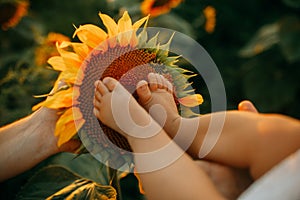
[35,32,70,67]
[0,0,29,30]
[141,0,182,17]
[33,11,203,169]
[203,6,216,34]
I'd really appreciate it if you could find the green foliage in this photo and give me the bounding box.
[1,0,298,122]
[0,0,300,199]
[278,16,300,62]
[282,0,300,8]
[16,166,84,199]
[0,153,145,200]
[47,177,117,200]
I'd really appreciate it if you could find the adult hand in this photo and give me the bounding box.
[0,106,80,182]
[36,107,81,154]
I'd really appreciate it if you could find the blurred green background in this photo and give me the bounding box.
[0,0,299,199]
[1,0,300,127]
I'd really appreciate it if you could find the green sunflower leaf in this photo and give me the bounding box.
[239,23,280,58]
[278,16,300,63]
[15,165,81,200]
[47,179,117,200]
[15,165,117,200]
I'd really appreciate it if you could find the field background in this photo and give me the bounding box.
[0,0,299,199]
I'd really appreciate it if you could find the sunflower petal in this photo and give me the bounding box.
[133,15,149,30]
[118,11,132,32]
[56,108,85,147]
[131,15,149,47]
[98,12,118,48]
[55,109,73,134]
[55,67,79,85]
[178,94,204,107]
[56,43,83,69]
[56,118,75,146]
[73,24,107,48]
[71,42,91,59]
[41,87,73,109]
[99,12,118,37]
[72,86,81,105]
[118,11,133,46]
[133,170,145,195]
[48,56,67,71]
[58,41,91,59]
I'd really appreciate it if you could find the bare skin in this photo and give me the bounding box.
[0,78,255,188]
[0,107,81,182]
[135,73,300,179]
[194,100,256,199]
[93,74,300,199]
[93,77,225,200]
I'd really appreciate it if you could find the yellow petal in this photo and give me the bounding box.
[178,94,203,107]
[48,56,67,71]
[60,68,79,84]
[118,30,134,47]
[42,87,73,109]
[51,78,62,92]
[118,11,132,32]
[32,79,73,111]
[73,65,85,86]
[73,106,85,127]
[73,24,107,48]
[55,109,75,146]
[57,41,91,59]
[56,107,85,147]
[132,15,149,29]
[72,86,81,105]
[130,32,139,47]
[71,42,91,59]
[52,69,78,87]
[56,120,76,147]
[99,12,118,37]
[118,11,133,46]
[134,170,145,194]
[57,43,83,69]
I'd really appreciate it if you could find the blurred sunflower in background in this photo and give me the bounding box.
[0,0,29,30]
[141,0,183,17]
[35,32,70,67]
[33,11,203,170]
[203,5,216,34]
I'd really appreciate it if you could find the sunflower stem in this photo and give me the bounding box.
[107,165,123,200]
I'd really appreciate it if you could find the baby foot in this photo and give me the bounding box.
[238,100,258,113]
[93,77,159,139]
[136,73,182,137]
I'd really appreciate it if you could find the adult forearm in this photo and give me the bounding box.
[0,108,59,182]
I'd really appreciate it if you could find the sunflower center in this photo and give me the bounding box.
[0,3,17,24]
[102,48,156,79]
[77,45,164,156]
[152,0,171,8]
[102,48,157,94]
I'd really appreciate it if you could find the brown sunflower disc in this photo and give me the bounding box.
[76,44,165,154]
